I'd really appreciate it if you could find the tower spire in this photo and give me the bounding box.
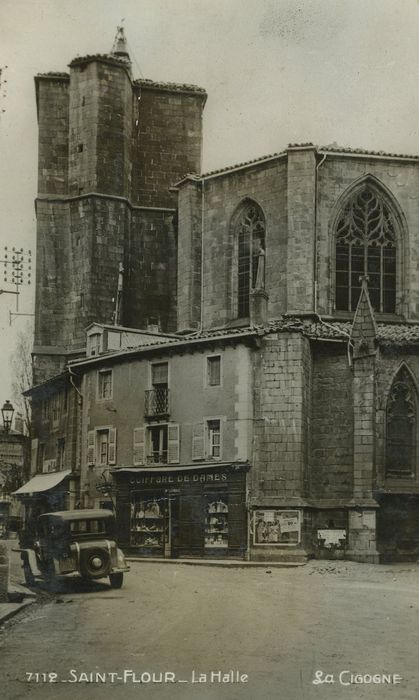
[111,25,130,61]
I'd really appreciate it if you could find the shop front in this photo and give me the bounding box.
[112,464,249,559]
[13,470,78,547]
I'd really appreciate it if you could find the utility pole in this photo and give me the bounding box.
[0,246,32,313]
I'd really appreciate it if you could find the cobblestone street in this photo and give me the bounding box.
[1,557,419,700]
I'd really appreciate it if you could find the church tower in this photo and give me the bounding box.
[33,29,206,383]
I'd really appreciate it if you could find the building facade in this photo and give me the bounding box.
[23,31,419,562]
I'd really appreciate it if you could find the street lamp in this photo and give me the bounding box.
[1,400,14,433]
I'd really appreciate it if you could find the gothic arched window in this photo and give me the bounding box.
[386,368,416,479]
[335,186,396,313]
[236,202,265,318]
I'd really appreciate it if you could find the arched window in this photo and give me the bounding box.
[386,367,416,479]
[335,186,396,313]
[236,202,265,318]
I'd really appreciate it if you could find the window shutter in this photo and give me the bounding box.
[168,424,180,464]
[192,422,204,460]
[108,428,117,465]
[87,430,96,466]
[133,427,145,466]
[31,438,39,474]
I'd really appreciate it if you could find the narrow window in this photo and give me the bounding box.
[98,370,112,400]
[335,186,397,313]
[236,202,265,318]
[52,394,60,426]
[207,355,221,387]
[90,333,102,357]
[56,438,65,470]
[146,362,169,416]
[97,430,109,466]
[147,425,168,464]
[77,143,84,153]
[207,419,221,459]
[386,368,416,479]
[151,362,168,386]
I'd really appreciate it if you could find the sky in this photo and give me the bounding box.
[1,0,419,416]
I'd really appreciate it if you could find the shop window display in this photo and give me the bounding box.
[130,495,167,552]
[205,496,228,549]
[253,510,301,546]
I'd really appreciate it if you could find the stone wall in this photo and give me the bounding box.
[34,60,205,382]
[316,154,419,319]
[36,76,69,195]
[181,159,288,330]
[251,332,311,505]
[286,147,316,313]
[177,181,202,331]
[310,343,353,499]
[132,86,204,209]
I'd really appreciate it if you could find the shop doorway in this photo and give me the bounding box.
[377,495,419,561]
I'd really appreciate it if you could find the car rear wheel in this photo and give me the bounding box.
[109,572,124,589]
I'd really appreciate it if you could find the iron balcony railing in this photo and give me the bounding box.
[146,451,168,465]
[144,387,169,417]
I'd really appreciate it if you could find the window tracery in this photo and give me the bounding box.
[236,203,265,318]
[386,368,416,479]
[335,187,396,313]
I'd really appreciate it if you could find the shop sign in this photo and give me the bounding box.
[253,509,301,546]
[128,472,228,486]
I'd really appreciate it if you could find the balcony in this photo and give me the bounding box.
[144,387,169,418]
[146,451,168,465]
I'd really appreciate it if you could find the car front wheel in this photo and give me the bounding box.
[109,572,123,589]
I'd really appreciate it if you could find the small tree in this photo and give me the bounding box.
[10,323,33,436]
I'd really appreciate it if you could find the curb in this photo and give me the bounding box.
[0,600,35,626]
[125,557,306,568]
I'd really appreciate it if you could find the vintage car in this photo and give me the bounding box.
[17,509,129,588]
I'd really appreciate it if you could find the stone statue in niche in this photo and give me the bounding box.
[254,245,265,290]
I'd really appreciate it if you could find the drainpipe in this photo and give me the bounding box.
[200,179,205,332]
[68,366,84,500]
[313,153,327,314]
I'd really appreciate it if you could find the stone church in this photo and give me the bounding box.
[25,29,419,562]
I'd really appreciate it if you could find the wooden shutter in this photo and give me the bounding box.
[31,438,39,475]
[87,430,96,466]
[108,428,117,465]
[133,427,145,466]
[192,422,204,460]
[168,424,180,464]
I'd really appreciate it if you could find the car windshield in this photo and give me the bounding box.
[69,519,107,535]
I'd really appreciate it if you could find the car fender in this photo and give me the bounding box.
[116,547,129,571]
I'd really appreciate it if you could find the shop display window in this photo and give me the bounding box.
[205,495,228,549]
[253,510,301,546]
[130,494,166,551]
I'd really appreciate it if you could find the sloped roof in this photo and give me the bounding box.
[26,317,419,396]
[181,143,419,184]
[69,53,129,68]
[35,71,69,79]
[319,145,419,161]
[134,78,206,96]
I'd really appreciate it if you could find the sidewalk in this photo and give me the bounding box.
[0,599,35,626]
[125,556,306,568]
[0,540,37,626]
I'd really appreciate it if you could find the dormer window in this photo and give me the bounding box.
[89,333,102,357]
